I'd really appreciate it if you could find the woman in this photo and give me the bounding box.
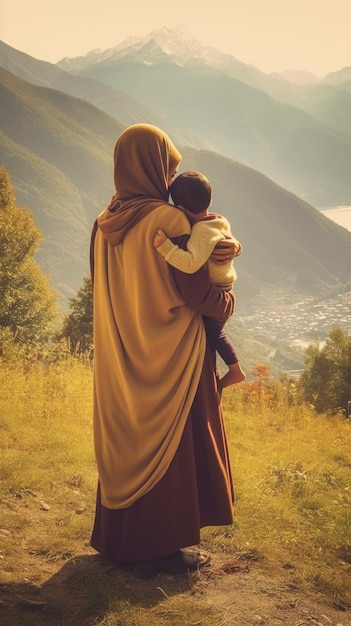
[90,124,236,578]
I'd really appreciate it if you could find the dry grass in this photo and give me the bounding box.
[206,385,351,601]
[1,358,95,488]
[0,357,96,581]
[0,358,350,624]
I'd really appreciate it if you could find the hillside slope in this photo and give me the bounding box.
[181,148,350,292]
[0,68,349,306]
[2,36,350,206]
[77,59,351,206]
[0,40,206,149]
[0,66,124,295]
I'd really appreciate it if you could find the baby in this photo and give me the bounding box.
[154,170,245,388]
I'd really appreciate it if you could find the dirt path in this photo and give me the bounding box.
[0,488,350,625]
[0,548,350,625]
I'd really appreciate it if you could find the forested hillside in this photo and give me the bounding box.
[0,66,350,305]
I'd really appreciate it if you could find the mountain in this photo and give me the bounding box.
[57,24,251,73]
[310,90,351,135]
[55,25,326,102]
[2,30,350,205]
[181,148,350,293]
[1,66,349,309]
[58,25,304,109]
[72,54,351,206]
[0,40,201,147]
[271,70,318,85]
[0,66,125,296]
[321,66,351,86]
[57,26,351,113]
[55,26,351,206]
[1,63,350,372]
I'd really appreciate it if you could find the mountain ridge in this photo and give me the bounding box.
[57,24,250,73]
[0,66,349,304]
[56,25,351,141]
[2,30,350,188]
[74,56,351,205]
[0,39,204,147]
[0,55,350,371]
[56,24,350,85]
[56,25,351,101]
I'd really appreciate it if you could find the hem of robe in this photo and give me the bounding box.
[90,343,234,563]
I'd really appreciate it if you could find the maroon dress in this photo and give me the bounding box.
[90,231,235,562]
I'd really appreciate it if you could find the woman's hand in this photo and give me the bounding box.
[153,229,167,248]
[210,238,243,264]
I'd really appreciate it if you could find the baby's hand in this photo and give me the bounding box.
[153,229,167,248]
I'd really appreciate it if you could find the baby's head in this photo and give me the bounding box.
[170,171,212,215]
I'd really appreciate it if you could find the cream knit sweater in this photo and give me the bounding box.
[157,213,237,290]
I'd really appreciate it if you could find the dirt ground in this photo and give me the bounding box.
[0,489,350,625]
[0,548,350,626]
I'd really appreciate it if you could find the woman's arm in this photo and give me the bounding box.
[210,238,243,264]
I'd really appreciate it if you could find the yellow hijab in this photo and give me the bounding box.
[92,125,206,509]
[98,124,182,245]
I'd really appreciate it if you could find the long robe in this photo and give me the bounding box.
[90,123,235,562]
[90,218,235,562]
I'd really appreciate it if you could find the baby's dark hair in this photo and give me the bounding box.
[170,171,212,214]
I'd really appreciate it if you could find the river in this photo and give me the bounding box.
[319,205,351,233]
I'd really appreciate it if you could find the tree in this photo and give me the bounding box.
[0,168,58,353]
[59,276,93,354]
[240,364,277,407]
[299,327,351,414]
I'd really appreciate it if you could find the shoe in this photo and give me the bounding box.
[133,548,211,579]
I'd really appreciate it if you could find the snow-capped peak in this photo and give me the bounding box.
[57,25,235,72]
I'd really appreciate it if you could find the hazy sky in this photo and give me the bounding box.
[1,0,350,77]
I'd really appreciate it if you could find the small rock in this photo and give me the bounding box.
[39,502,50,511]
[75,506,86,514]
[18,598,47,611]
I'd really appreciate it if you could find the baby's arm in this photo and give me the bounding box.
[153,226,221,274]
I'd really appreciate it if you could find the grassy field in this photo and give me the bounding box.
[0,357,350,625]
